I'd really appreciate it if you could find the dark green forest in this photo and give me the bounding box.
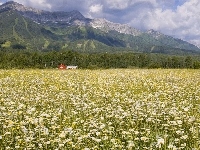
[0,49,200,69]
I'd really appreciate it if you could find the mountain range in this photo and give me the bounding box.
[0,1,200,54]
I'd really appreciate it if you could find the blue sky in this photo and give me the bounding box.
[0,0,200,47]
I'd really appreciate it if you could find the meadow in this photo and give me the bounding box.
[0,69,199,149]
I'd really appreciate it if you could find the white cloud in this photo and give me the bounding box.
[189,39,200,48]
[87,4,103,18]
[105,0,131,10]
[105,0,157,10]
[126,0,200,46]
[89,4,103,13]
[16,0,52,10]
[0,0,4,5]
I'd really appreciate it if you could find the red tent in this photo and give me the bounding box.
[58,64,66,69]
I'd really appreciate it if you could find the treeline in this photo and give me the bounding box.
[0,50,200,69]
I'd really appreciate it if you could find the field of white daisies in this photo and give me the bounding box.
[0,69,199,150]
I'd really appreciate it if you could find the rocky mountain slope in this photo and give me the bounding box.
[0,1,90,26]
[0,1,199,54]
[89,18,142,36]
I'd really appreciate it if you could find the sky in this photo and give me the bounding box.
[0,0,200,47]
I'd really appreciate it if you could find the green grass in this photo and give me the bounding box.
[13,18,24,43]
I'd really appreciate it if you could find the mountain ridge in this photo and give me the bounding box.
[0,1,199,54]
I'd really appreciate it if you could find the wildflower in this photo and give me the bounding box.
[38,144,43,148]
[134,137,139,141]
[111,138,116,143]
[72,122,77,128]
[177,120,182,125]
[174,138,179,143]
[59,143,64,147]
[95,138,101,143]
[170,121,177,126]
[156,137,164,148]
[141,136,149,142]
[103,136,108,140]
[15,145,20,149]
[65,127,73,134]
[181,143,186,147]
[46,141,51,145]
[43,127,49,135]
[38,117,43,124]
[181,135,188,140]
[91,137,101,143]
[188,116,195,123]
[168,144,174,149]
[59,131,66,138]
[183,107,189,112]
[96,132,101,136]
[134,131,139,135]
[21,126,28,134]
[176,130,184,135]
[127,140,135,149]
[99,124,105,129]
[4,132,11,135]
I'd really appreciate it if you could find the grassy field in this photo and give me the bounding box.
[0,69,199,149]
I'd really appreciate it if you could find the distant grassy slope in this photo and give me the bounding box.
[0,10,59,50]
[45,26,200,54]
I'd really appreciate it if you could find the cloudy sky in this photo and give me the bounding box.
[0,0,200,47]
